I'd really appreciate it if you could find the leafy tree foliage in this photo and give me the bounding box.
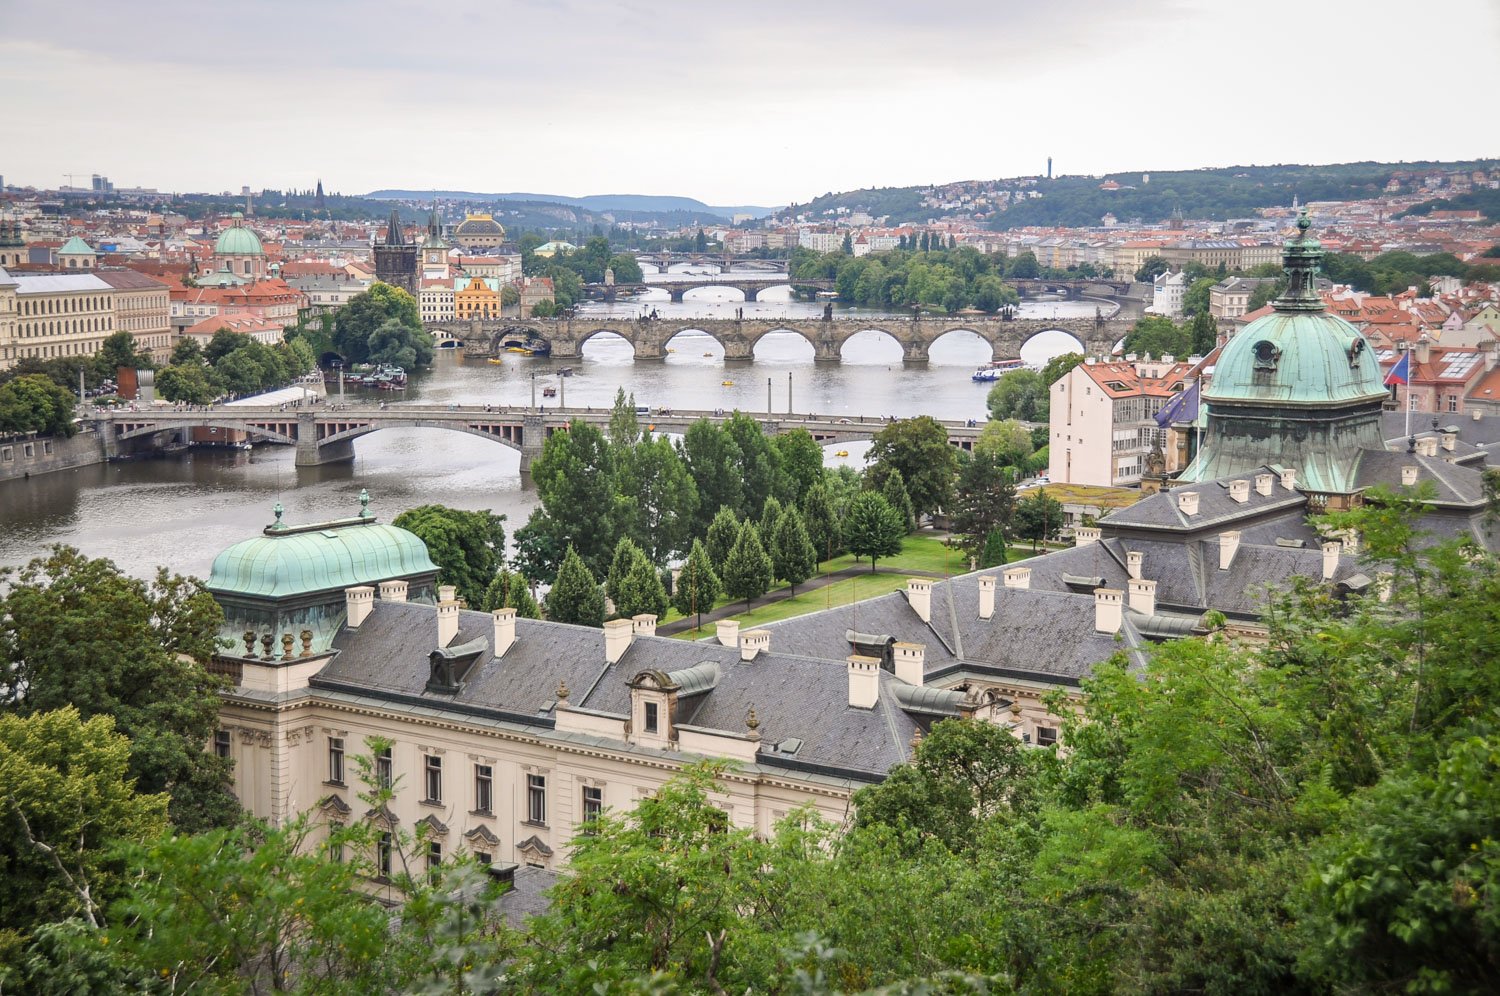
[844,492,905,571]
[169,337,203,366]
[155,362,217,404]
[758,495,784,546]
[1122,314,1192,358]
[979,528,1008,568]
[679,418,745,537]
[543,545,605,628]
[529,420,616,577]
[986,368,1047,422]
[612,433,698,565]
[723,412,781,522]
[671,539,721,631]
[974,419,1034,473]
[481,569,540,618]
[771,506,818,593]
[606,537,668,619]
[800,480,843,561]
[93,330,153,377]
[721,522,774,610]
[879,467,916,534]
[366,317,434,370]
[705,504,744,570]
[0,374,77,437]
[1181,276,1217,317]
[771,428,825,506]
[952,451,1018,554]
[391,504,506,609]
[1013,489,1064,550]
[792,246,1022,313]
[331,283,424,364]
[1037,351,1085,391]
[0,547,238,832]
[866,416,956,520]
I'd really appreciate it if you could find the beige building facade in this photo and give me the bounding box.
[97,269,173,363]
[6,273,115,369]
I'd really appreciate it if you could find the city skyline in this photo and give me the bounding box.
[3,0,1498,204]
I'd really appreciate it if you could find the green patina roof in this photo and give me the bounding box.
[58,236,94,255]
[214,215,264,257]
[208,503,437,599]
[1205,309,1387,407]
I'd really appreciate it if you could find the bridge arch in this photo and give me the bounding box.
[928,326,1000,364]
[574,325,639,354]
[836,327,905,363]
[746,324,818,360]
[1011,326,1089,363]
[663,327,723,359]
[116,419,298,445]
[316,421,524,452]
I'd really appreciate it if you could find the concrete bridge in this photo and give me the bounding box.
[593,276,835,302]
[633,253,788,274]
[430,313,1126,364]
[96,405,987,483]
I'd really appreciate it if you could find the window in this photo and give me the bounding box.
[1036,726,1059,748]
[1449,394,1459,413]
[328,822,345,863]
[526,773,547,825]
[474,764,493,815]
[427,841,442,881]
[474,850,492,867]
[643,701,659,734]
[213,730,231,758]
[424,754,442,803]
[327,737,345,784]
[375,746,392,790]
[582,785,603,823]
[377,831,393,878]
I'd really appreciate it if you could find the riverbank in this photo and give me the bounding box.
[0,429,106,483]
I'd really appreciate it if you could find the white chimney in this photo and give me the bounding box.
[438,584,457,603]
[1128,578,1156,617]
[1177,491,1200,516]
[379,579,408,603]
[492,607,516,657]
[1441,432,1456,452]
[906,579,932,624]
[604,618,634,663]
[1416,335,1431,364]
[345,585,375,628]
[893,642,925,686]
[1219,531,1241,570]
[978,575,996,620]
[1339,529,1360,555]
[436,591,460,648]
[1074,526,1101,547]
[1280,468,1297,491]
[1002,566,1031,590]
[847,654,880,709]
[716,619,740,648]
[1126,550,1143,579]
[632,614,657,639]
[740,628,770,661]
[1321,540,1341,581]
[1401,465,1418,486]
[1229,479,1250,504]
[1094,588,1124,634]
[1474,408,1484,421]
[1254,473,1274,497]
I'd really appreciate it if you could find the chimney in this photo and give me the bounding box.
[1128,577,1156,616]
[604,618,633,664]
[1474,408,1484,421]
[1002,566,1031,589]
[1401,465,1418,486]
[1094,588,1124,634]
[906,578,932,624]
[1254,473,1274,497]
[1321,540,1341,581]
[1416,335,1431,365]
[978,575,996,620]
[438,584,456,603]
[1280,468,1297,491]
[437,589,460,648]
[716,619,740,648]
[1219,531,1241,570]
[379,579,408,603]
[1229,479,1250,504]
[1074,526,1101,547]
[1126,550,1143,579]
[1177,491,1200,516]
[1339,529,1360,555]
[740,628,770,661]
[492,607,516,657]
[893,642,925,686]
[345,585,375,628]
[632,614,658,639]
[1441,432,1456,452]
[847,654,880,709]
[1420,436,1439,457]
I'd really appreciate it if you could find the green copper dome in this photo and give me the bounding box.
[214,213,264,257]
[208,505,438,599]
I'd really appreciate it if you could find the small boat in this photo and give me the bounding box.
[542,387,557,398]
[721,379,734,386]
[702,351,713,357]
[835,449,849,457]
[487,358,503,364]
[972,358,1026,382]
[507,346,533,355]
[558,367,574,376]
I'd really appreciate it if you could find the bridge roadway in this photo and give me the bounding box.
[98,404,988,483]
[594,275,834,303]
[432,312,1126,364]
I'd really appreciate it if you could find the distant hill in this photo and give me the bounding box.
[779,160,1500,229]
[366,189,779,221]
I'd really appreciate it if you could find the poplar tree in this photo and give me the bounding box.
[771,507,818,593]
[879,468,917,534]
[705,506,742,567]
[801,481,842,561]
[721,522,774,611]
[544,546,605,628]
[672,540,721,632]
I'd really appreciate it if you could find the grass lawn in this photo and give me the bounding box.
[818,533,966,576]
[670,572,914,639]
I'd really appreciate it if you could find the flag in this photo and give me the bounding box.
[1155,380,1200,428]
[1384,350,1410,387]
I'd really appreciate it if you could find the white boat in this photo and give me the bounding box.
[972,359,1026,382]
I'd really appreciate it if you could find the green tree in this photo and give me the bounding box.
[705,505,743,569]
[979,528,1008,568]
[771,507,818,593]
[1134,256,1171,282]
[1181,276,1216,317]
[758,495,784,546]
[986,368,1047,422]
[672,539,721,631]
[93,330,152,377]
[879,467,916,533]
[391,504,506,609]
[951,451,1018,553]
[1247,278,1283,312]
[543,546,605,627]
[1013,489,1063,550]
[678,419,745,537]
[615,554,669,621]
[801,480,843,562]
[1009,251,1040,278]
[723,412,781,522]
[0,374,78,437]
[607,387,640,450]
[866,416,956,521]
[721,521,774,610]
[168,337,203,366]
[530,420,617,576]
[0,707,170,934]
[1187,310,1218,355]
[0,548,238,832]
[365,317,434,369]
[511,511,568,586]
[483,569,540,618]
[612,434,698,565]
[974,419,1034,471]
[1122,315,1192,358]
[844,492,905,571]
[155,363,217,404]
[772,428,824,506]
[1038,351,1085,389]
[331,283,422,363]
[604,536,645,608]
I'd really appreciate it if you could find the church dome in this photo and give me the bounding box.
[1205,215,1386,408]
[214,212,264,257]
[455,213,505,238]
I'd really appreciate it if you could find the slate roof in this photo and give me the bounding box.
[499,865,559,929]
[1350,448,1488,507]
[1099,469,1304,534]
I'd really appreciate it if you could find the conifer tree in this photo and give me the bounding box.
[801,481,842,561]
[880,468,917,534]
[705,505,742,567]
[980,529,1008,569]
[771,507,818,593]
[759,495,784,546]
[544,546,605,627]
[672,539,721,633]
[615,556,669,620]
[605,536,645,607]
[721,522,774,611]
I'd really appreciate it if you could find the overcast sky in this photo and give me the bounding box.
[3,0,1496,207]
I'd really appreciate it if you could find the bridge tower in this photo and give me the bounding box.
[373,207,419,299]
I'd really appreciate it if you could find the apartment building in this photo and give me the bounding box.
[1048,356,1195,486]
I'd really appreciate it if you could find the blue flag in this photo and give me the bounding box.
[1155,380,1200,428]
[1384,350,1411,386]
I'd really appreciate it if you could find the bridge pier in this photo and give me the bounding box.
[813,340,841,363]
[518,414,544,490]
[295,413,354,467]
[632,339,667,361]
[901,340,931,366]
[668,288,687,303]
[743,287,759,303]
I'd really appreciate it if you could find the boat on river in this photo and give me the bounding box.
[972,358,1026,382]
[721,379,734,386]
[542,386,557,398]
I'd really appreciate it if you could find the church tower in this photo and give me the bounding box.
[373,208,419,299]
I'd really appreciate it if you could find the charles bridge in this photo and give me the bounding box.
[428,312,1127,364]
[96,404,989,483]
[594,276,836,302]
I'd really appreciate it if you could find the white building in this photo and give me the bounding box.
[1048,355,1195,486]
[1150,270,1189,318]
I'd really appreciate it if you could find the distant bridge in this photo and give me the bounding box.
[96,405,987,482]
[592,276,835,302]
[633,253,788,273]
[428,312,1126,364]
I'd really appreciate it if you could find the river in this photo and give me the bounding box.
[0,277,1127,581]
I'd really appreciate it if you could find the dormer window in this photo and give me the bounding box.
[1252,339,1281,370]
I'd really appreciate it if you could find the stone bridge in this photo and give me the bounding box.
[430,313,1126,364]
[633,253,788,273]
[97,405,987,482]
[593,276,834,302]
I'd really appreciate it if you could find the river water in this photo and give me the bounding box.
[0,276,1124,581]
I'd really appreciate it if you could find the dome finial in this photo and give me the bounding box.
[1273,209,1325,313]
[270,502,286,531]
[358,488,372,519]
